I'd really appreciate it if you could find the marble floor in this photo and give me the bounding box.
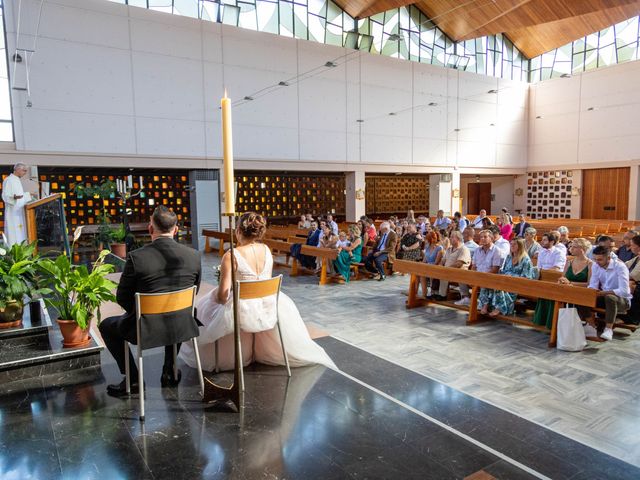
[202,252,640,469]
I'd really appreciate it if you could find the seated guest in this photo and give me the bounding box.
[336,231,350,248]
[551,230,567,257]
[524,227,540,260]
[479,238,535,316]
[453,212,468,232]
[406,209,416,223]
[290,221,321,269]
[397,223,422,261]
[364,218,377,246]
[326,214,339,235]
[616,230,638,262]
[537,232,566,271]
[364,222,396,281]
[514,214,530,238]
[99,206,201,397]
[356,220,369,246]
[501,207,513,225]
[489,224,510,259]
[297,215,308,229]
[481,216,494,229]
[433,210,451,231]
[587,235,617,260]
[434,231,471,301]
[333,225,363,283]
[455,230,503,306]
[577,246,632,341]
[496,214,513,240]
[620,235,640,324]
[463,227,479,257]
[470,209,488,229]
[417,215,430,236]
[534,238,591,329]
[319,225,337,249]
[305,213,315,224]
[557,226,572,249]
[419,231,444,298]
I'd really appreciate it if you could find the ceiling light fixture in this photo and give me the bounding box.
[536,115,543,119]
[356,119,364,123]
[325,61,337,68]
[278,81,289,86]
[388,112,396,116]
[428,102,438,106]
[587,106,595,111]
[487,89,498,94]
[560,73,571,78]
[454,128,461,132]
[244,96,254,101]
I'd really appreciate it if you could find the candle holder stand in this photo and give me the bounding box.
[202,213,244,411]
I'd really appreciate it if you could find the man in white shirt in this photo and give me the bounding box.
[587,235,617,261]
[470,209,488,229]
[578,246,632,341]
[2,163,31,246]
[489,225,510,259]
[326,214,339,236]
[537,232,566,271]
[463,227,479,257]
[455,230,502,306]
[551,230,567,256]
[433,210,451,231]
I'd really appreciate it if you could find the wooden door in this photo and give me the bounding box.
[467,183,492,214]
[582,167,629,220]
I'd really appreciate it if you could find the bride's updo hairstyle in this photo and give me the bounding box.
[236,212,267,241]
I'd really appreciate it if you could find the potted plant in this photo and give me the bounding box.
[109,223,130,258]
[39,248,117,347]
[0,242,51,328]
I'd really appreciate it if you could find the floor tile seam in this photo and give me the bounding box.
[332,366,552,480]
[325,335,640,469]
[117,408,158,479]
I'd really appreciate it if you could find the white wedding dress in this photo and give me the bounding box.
[179,244,336,372]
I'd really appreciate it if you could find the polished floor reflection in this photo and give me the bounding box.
[0,344,546,480]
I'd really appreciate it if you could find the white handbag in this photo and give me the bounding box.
[557,307,587,351]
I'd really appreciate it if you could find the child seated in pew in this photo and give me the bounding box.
[318,226,338,273]
[336,231,351,249]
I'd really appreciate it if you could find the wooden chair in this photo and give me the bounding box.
[125,286,205,421]
[214,275,291,391]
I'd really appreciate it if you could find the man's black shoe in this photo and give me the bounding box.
[107,378,142,398]
[161,366,182,388]
[433,294,447,301]
[378,274,386,281]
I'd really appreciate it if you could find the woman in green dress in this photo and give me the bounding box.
[333,225,362,283]
[533,237,592,329]
[480,238,536,316]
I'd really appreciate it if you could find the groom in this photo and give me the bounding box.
[99,206,202,397]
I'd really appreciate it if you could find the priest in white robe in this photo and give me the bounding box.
[2,163,31,246]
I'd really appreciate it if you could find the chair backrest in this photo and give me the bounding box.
[236,275,282,300]
[134,286,198,350]
[136,286,196,316]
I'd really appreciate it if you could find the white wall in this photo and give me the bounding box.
[529,60,640,169]
[3,0,529,171]
[460,175,514,215]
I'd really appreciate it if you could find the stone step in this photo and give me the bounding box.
[0,302,103,383]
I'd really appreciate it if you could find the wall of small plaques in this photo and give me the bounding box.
[526,170,574,219]
[36,167,191,229]
[235,172,346,219]
[365,175,429,216]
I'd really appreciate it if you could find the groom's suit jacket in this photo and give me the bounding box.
[116,237,202,345]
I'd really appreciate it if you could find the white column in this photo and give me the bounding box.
[429,174,453,216]
[450,170,460,215]
[629,165,640,220]
[345,171,366,222]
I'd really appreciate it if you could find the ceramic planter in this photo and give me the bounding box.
[56,319,92,348]
[110,243,127,258]
[0,300,24,328]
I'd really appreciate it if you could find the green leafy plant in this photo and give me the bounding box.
[38,250,117,329]
[74,179,117,200]
[0,242,51,309]
[110,223,130,244]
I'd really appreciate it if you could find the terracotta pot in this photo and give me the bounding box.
[0,300,24,328]
[57,319,92,348]
[110,243,127,258]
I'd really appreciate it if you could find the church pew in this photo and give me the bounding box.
[262,238,293,267]
[393,260,597,347]
[290,245,338,286]
[202,230,231,255]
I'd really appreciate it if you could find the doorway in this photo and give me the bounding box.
[582,167,629,219]
[467,183,492,214]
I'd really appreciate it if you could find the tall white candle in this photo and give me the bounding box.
[127,175,133,189]
[221,91,235,215]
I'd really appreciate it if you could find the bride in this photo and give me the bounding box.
[179,212,336,372]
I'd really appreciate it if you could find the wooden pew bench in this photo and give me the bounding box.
[290,245,338,285]
[393,260,598,347]
[202,230,231,256]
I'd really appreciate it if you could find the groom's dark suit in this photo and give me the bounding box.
[99,237,202,378]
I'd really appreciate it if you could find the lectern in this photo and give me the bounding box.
[25,193,71,257]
